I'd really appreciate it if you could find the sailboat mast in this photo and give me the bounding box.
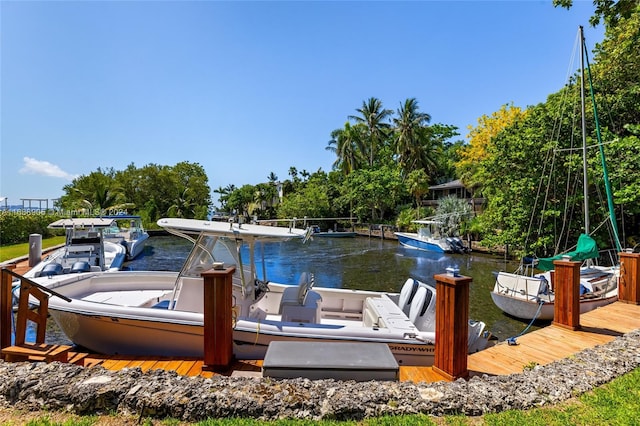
[580,26,590,235]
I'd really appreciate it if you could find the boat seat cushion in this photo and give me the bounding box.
[281,291,322,323]
[280,272,315,307]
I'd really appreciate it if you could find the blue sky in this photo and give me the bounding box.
[1,1,604,209]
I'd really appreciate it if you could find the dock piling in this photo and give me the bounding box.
[552,259,581,330]
[1,266,15,354]
[201,266,236,371]
[619,251,640,305]
[432,272,471,381]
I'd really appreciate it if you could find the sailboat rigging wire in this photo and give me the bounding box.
[554,139,617,152]
[583,32,622,252]
[527,30,582,254]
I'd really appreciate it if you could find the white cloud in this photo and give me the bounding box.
[19,157,78,181]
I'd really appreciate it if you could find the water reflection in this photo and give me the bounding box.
[31,234,537,345]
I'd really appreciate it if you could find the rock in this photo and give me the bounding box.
[0,329,638,421]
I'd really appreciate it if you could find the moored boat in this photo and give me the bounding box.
[40,218,490,365]
[23,217,126,279]
[311,226,356,238]
[395,220,468,254]
[490,27,622,321]
[102,215,149,260]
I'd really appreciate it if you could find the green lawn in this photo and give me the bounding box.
[0,236,66,263]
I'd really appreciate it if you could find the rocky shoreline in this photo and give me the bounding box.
[1,328,639,422]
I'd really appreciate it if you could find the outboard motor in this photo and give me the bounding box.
[398,278,420,316]
[70,261,91,274]
[40,263,63,277]
[446,237,468,254]
[408,283,436,332]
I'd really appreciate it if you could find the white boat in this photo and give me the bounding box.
[395,220,468,254]
[102,215,149,260]
[39,218,490,365]
[23,217,126,280]
[490,27,621,322]
[491,240,619,321]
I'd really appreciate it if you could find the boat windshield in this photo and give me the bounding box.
[181,234,231,277]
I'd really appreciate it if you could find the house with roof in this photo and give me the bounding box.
[421,179,485,215]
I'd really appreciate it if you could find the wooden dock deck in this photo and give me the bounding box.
[467,301,640,377]
[4,254,640,383]
[52,301,640,383]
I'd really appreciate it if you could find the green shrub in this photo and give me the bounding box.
[0,212,66,246]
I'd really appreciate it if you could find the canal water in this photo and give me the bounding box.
[33,234,538,345]
[126,234,536,340]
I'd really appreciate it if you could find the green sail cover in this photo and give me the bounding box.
[537,233,599,271]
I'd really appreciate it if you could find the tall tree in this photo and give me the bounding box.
[553,0,638,27]
[326,122,367,175]
[349,97,393,167]
[392,98,432,175]
[457,104,527,196]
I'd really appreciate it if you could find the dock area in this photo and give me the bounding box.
[3,253,640,383]
[22,300,637,383]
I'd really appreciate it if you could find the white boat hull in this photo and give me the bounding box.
[124,233,149,260]
[490,290,618,321]
[490,268,619,321]
[44,271,489,365]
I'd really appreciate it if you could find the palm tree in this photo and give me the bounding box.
[168,188,196,218]
[214,184,236,212]
[326,122,367,175]
[349,97,392,167]
[392,98,432,175]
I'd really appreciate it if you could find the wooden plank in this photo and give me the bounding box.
[138,359,160,372]
[81,354,110,368]
[145,359,174,372]
[175,360,198,376]
[1,344,71,363]
[185,360,205,377]
[400,366,449,383]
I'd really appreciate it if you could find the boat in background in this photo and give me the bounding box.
[102,215,149,260]
[23,217,126,280]
[40,218,490,365]
[311,225,356,238]
[395,220,468,254]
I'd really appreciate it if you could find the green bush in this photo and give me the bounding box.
[0,212,66,246]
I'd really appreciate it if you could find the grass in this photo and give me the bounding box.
[0,236,66,263]
[1,367,638,425]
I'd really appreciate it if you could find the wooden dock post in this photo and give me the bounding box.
[201,266,236,371]
[1,266,16,355]
[552,258,581,330]
[619,251,640,305]
[432,271,471,381]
